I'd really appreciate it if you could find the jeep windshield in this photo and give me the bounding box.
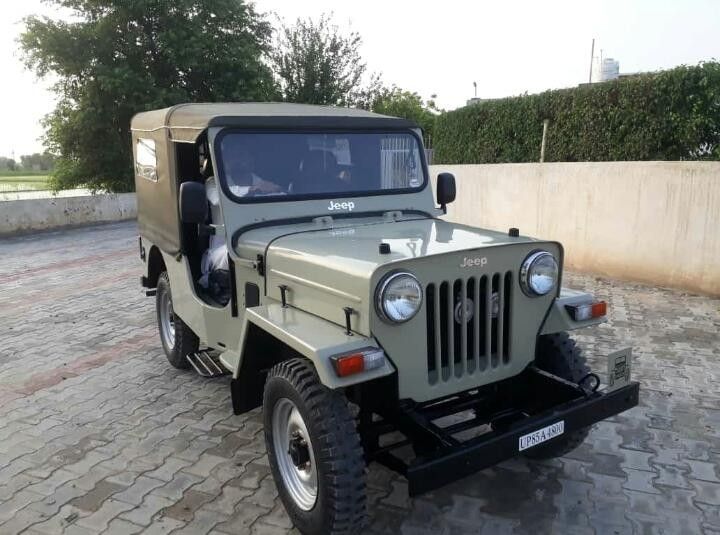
[215,131,426,203]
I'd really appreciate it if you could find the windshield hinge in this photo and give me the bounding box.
[383,211,403,221]
[313,216,333,227]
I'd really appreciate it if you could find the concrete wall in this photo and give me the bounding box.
[2,163,718,294]
[430,162,720,296]
[0,193,137,236]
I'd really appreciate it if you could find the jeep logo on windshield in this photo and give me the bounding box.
[328,200,355,212]
[460,256,488,268]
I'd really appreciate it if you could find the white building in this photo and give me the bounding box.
[591,57,620,83]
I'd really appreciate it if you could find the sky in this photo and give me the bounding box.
[1,0,718,158]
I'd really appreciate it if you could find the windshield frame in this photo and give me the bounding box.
[212,127,429,204]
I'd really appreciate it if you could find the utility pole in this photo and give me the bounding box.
[588,38,595,83]
[473,81,477,98]
[540,119,549,163]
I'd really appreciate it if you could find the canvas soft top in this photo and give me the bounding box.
[132,102,420,255]
[131,103,418,143]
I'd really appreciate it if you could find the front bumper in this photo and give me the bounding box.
[407,380,639,495]
[365,364,640,496]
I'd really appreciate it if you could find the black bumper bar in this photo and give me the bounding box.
[405,381,639,495]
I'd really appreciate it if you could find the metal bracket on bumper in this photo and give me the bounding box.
[362,366,640,496]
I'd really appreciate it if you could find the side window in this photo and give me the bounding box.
[136,138,157,181]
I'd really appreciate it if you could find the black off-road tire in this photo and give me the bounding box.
[524,332,591,460]
[156,271,199,369]
[264,358,367,535]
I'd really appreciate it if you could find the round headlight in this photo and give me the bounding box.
[520,251,558,296]
[376,272,423,323]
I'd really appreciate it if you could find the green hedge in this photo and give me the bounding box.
[434,62,720,163]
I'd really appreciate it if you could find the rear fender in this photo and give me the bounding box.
[138,237,165,289]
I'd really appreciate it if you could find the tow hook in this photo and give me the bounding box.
[578,372,601,394]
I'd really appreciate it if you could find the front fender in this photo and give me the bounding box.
[235,304,395,388]
[540,288,607,335]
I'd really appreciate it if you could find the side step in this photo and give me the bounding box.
[186,351,229,378]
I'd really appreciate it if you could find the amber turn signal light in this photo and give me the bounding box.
[565,301,608,321]
[331,348,386,377]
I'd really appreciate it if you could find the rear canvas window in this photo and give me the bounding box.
[136,138,157,181]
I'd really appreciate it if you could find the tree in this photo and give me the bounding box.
[272,14,375,106]
[371,88,441,146]
[20,152,56,172]
[21,0,277,192]
[0,157,18,172]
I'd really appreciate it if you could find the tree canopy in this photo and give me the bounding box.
[271,14,376,107]
[371,88,440,145]
[20,152,56,172]
[0,157,18,172]
[21,0,276,192]
[21,4,439,191]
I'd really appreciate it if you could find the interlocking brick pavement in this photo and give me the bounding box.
[1,221,719,534]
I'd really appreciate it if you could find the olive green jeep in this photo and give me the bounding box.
[131,103,639,535]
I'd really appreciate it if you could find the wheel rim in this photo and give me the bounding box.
[159,288,176,348]
[272,397,318,511]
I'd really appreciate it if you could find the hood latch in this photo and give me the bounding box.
[343,307,355,336]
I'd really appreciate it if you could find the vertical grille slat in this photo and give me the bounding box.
[492,274,500,368]
[503,271,512,362]
[496,273,504,368]
[433,284,442,379]
[472,277,481,368]
[446,280,455,379]
[478,275,487,371]
[484,277,493,366]
[439,282,449,381]
[425,271,513,383]
[459,278,468,376]
[426,283,436,382]
[468,277,478,374]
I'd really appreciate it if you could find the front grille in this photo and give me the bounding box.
[426,272,513,384]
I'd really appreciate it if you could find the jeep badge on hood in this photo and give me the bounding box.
[328,200,355,211]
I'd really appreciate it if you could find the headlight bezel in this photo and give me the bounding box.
[375,271,423,324]
[520,250,559,297]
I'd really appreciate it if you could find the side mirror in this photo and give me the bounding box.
[179,181,208,224]
[436,172,456,213]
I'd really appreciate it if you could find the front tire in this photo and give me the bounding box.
[524,332,591,460]
[264,359,366,535]
[156,271,198,369]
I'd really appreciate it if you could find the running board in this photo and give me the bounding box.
[186,351,228,378]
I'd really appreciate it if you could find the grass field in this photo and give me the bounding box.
[0,174,50,192]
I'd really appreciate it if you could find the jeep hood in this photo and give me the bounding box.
[236,216,541,335]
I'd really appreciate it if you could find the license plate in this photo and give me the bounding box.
[518,421,565,451]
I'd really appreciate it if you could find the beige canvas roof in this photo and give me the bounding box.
[131,102,417,143]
